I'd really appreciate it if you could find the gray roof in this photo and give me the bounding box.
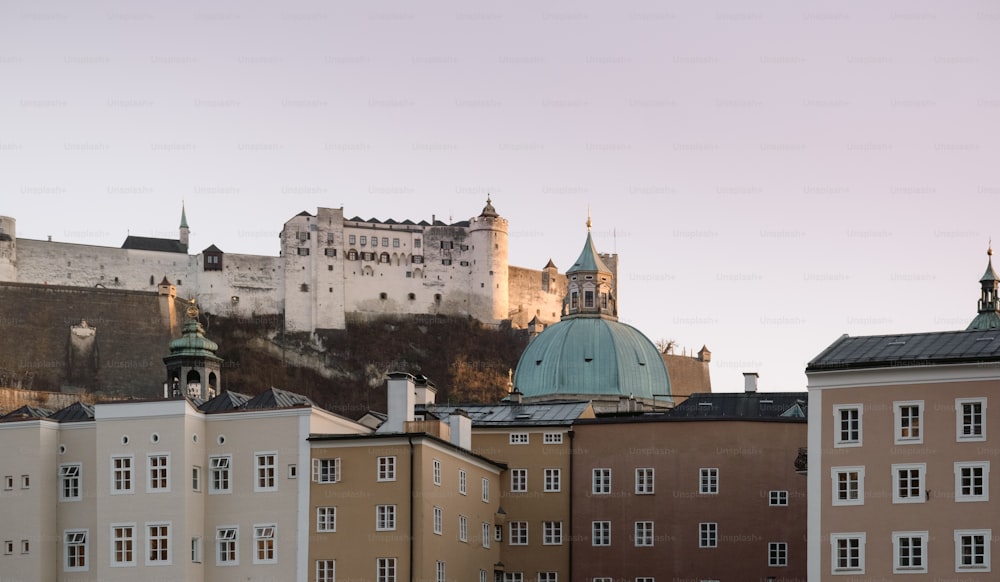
[1,405,52,421]
[668,392,808,421]
[242,387,314,410]
[121,235,186,253]
[198,391,252,413]
[49,402,95,422]
[808,329,1000,371]
[421,401,591,427]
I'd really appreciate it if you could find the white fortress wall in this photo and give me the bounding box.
[192,252,284,320]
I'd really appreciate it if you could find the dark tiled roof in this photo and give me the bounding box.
[1,405,53,421]
[423,401,591,427]
[241,387,314,410]
[121,235,186,253]
[668,392,808,421]
[49,402,95,422]
[199,391,252,413]
[296,210,314,217]
[202,244,223,253]
[807,330,1000,371]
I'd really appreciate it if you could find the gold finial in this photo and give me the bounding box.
[186,298,199,319]
[507,368,513,390]
[586,207,592,231]
[989,239,993,257]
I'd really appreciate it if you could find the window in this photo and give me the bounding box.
[544,468,561,492]
[147,454,169,492]
[634,578,653,582]
[635,521,654,547]
[834,404,863,446]
[636,468,655,494]
[893,531,928,573]
[3,540,11,555]
[349,234,356,245]
[592,521,610,546]
[432,459,440,485]
[769,490,789,506]
[699,523,718,548]
[699,468,718,494]
[372,237,378,247]
[543,521,562,545]
[146,523,170,565]
[216,527,238,565]
[831,533,865,574]
[440,241,453,249]
[543,432,563,444]
[585,290,594,307]
[253,525,276,564]
[414,238,421,248]
[503,574,523,582]
[955,529,991,571]
[482,478,489,502]
[313,458,341,483]
[436,561,446,582]
[192,466,201,492]
[111,524,135,566]
[957,398,987,441]
[112,456,133,494]
[65,530,88,572]
[317,559,336,582]
[895,401,924,444]
[510,433,529,445]
[955,461,990,501]
[571,291,579,310]
[288,464,297,479]
[433,507,443,535]
[20,475,28,489]
[459,515,468,542]
[769,542,788,566]
[209,455,231,493]
[317,507,337,532]
[3,475,11,490]
[441,259,452,266]
[376,505,397,531]
[59,463,81,501]
[20,540,28,554]
[191,536,202,563]
[393,238,400,248]
[511,469,527,492]
[592,468,611,494]
[538,574,558,582]
[255,453,276,491]
[378,456,396,482]
[892,463,926,504]
[382,237,389,247]
[459,469,467,495]
[325,247,336,257]
[361,235,367,246]
[495,525,503,542]
[377,557,397,582]
[483,522,491,548]
[347,249,358,260]
[832,466,865,506]
[510,521,528,545]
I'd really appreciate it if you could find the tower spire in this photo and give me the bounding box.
[179,202,190,250]
[966,245,1000,330]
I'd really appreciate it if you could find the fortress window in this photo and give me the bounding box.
[414,239,421,248]
[324,248,337,257]
[442,259,452,266]
[363,252,375,261]
[349,235,356,245]
[298,231,309,241]
[434,294,442,303]
[328,265,333,271]
[379,293,387,300]
[408,293,415,300]
[347,250,358,260]
[441,241,453,250]
[380,253,390,263]
[372,237,378,247]
[150,276,154,285]
[412,256,424,264]
[393,238,400,248]
[300,284,309,292]
[460,261,469,267]
[382,237,389,246]
[327,234,335,244]
[571,292,579,310]
[460,244,469,251]
[601,293,608,308]
[297,248,310,256]
[360,236,367,246]
[177,279,182,285]
[406,272,412,278]
[585,291,594,308]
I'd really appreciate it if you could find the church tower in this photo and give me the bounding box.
[468,195,509,323]
[163,299,223,399]
[967,246,1000,330]
[179,203,190,251]
[563,213,617,319]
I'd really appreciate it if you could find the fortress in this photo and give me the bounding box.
[0,198,612,333]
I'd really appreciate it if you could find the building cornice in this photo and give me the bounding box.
[806,361,1000,390]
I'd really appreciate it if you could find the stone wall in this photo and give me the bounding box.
[508,266,566,329]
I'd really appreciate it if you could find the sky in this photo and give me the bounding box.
[2,1,999,392]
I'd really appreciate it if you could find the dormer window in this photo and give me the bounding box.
[570,291,579,310]
[584,290,594,308]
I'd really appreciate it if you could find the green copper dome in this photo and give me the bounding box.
[513,317,671,402]
[167,320,222,361]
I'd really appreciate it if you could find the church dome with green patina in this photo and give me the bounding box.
[513,219,672,412]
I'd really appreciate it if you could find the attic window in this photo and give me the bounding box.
[584,357,593,362]
[976,337,995,342]
[760,400,773,404]
[536,360,542,365]
[887,340,906,346]
[697,402,713,407]
[515,413,532,420]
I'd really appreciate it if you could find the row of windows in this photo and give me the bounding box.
[832,461,990,505]
[509,432,563,444]
[831,529,991,574]
[591,467,736,496]
[835,398,986,447]
[429,507,492,546]
[586,520,788,563]
[345,235,416,249]
[313,458,490,502]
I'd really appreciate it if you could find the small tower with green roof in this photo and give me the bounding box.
[163,299,222,399]
[563,212,617,319]
[968,246,1000,330]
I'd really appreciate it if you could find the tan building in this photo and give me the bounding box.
[807,251,1000,580]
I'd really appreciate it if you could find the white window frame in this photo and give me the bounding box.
[191,536,202,563]
[635,468,655,495]
[59,463,82,501]
[634,521,654,547]
[769,541,788,567]
[510,432,529,445]
[957,398,987,442]
[192,465,202,492]
[459,469,467,495]
[64,529,89,572]
[544,468,561,492]
[110,523,136,567]
[3,475,11,490]
[831,466,865,506]
[312,458,341,484]
[482,478,489,503]
[543,521,562,545]
[543,432,563,444]
[830,532,865,574]
[146,453,170,493]
[592,468,611,495]
[538,573,559,582]
[378,557,397,582]
[483,522,491,548]
[459,515,468,542]
[215,526,238,566]
[253,524,276,564]
[431,459,441,485]
[699,522,717,548]
[892,463,926,504]
[436,560,446,582]
[833,404,863,447]
[509,521,528,545]
[376,505,397,531]
[145,521,171,566]
[255,452,277,492]
[769,490,789,506]
[209,455,232,494]
[699,467,719,495]
[955,528,991,572]
[378,456,397,482]
[317,559,336,582]
[892,530,929,574]
[511,468,527,493]
[955,461,990,502]
[433,506,443,535]
[894,400,924,444]
[592,521,610,546]
[111,455,134,495]
[317,506,337,532]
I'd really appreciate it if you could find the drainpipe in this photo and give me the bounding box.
[408,435,415,582]
[568,428,574,582]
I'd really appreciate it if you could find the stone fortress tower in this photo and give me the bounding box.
[0,216,14,281]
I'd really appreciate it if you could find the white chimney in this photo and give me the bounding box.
[380,372,416,433]
[743,372,759,393]
[414,375,437,406]
[448,409,472,450]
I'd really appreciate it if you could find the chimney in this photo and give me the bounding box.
[380,372,416,433]
[743,372,759,393]
[448,409,472,450]
[413,375,437,406]
[510,388,522,404]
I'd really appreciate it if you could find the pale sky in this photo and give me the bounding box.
[3,1,999,392]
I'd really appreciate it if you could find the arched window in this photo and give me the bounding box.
[380,252,390,264]
[347,249,358,260]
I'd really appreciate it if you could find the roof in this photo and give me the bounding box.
[242,387,314,410]
[202,244,223,253]
[180,204,189,229]
[807,329,1000,371]
[165,320,222,361]
[668,392,808,421]
[967,312,1000,331]
[566,231,612,275]
[514,317,671,402]
[49,402,95,422]
[121,235,187,253]
[422,401,592,427]
[1,405,52,421]
[198,390,251,413]
[308,431,507,470]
